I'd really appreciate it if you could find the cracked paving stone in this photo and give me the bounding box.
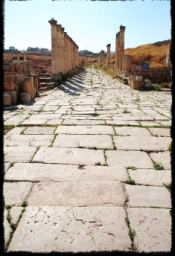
[149,151,171,170]
[8,206,131,252]
[127,208,171,252]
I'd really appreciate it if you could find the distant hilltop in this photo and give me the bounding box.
[152,39,171,47]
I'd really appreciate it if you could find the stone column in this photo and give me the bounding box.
[115,32,120,70]
[56,24,62,73]
[123,55,131,77]
[67,36,71,71]
[64,32,68,73]
[60,27,65,73]
[48,18,58,74]
[106,44,111,65]
[75,45,79,67]
[72,41,76,69]
[119,25,125,70]
[166,49,171,68]
[70,38,73,70]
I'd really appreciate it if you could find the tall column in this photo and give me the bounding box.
[119,25,125,70]
[76,45,79,67]
[115,32,120,70]
[106,44,111,65]
[60,27,65,73]
[72,41,75,69]
[64,32,68,72]
[48,18,58,74]
[56,24,62,73]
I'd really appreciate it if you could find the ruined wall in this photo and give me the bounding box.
[130,65,171,83]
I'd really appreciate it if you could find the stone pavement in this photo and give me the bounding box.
[3,67,172,252]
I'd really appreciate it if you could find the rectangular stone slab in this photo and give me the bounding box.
[113,136,171,151]
[148,128,171,137]
[4,182,33,206]
[127,208,171,252]
[125,184,171,208]
[28,181,125,206]
[53,134,113,149]
[149,152,171,170]
[114,127,151,136]
[8,206,131,252]
[5,163,128,182]
[55,125,114,135]
[106,150,153,168]
[128,169,171,186]
[4,135,54,147]
[4,146,37,163]
[24,126,55,135]
[32,147,105,165]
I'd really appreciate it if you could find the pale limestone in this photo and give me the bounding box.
[128,169,171,186]
[4,115,29,126]
[113,136,171,151]
[8,206,131,252]
[106,150,153,168]
[4,135,54,147]
[149,152,171,170]
[114,127,151,136]
[5,163,128,182]
[55,125,114,135]
[53,134,113,149]
[28,181,125,206]
[148,128,171,137]
[6,127,25,135]
[125,184,171,208]
[10,207,23,224]
[4,208,12,245]
[4,163,9,173]
[24,127,55,135]
[127,208,172,252]
[32,147,105,165]
[4,182,33,206]
[4,146,37,163]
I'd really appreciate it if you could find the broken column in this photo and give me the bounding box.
[106,44,111,65]
[119,25,125,70]
[98,50,104,64]
[123,55,131,76]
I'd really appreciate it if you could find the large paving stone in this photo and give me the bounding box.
[5,163,128,182]
[55,125,114,135]
[4,135,53,147]
[113,136,171,151]
[28,181,125,206]
[4,115,29,126]
[106,150,153,168]
[63,119,106,125]
[148,128,171,137]
[4,208,12,245]
[8,206,131,252]
[128,169,171,186]
[4,146,37,163]
[24,126,55,135]
[4,182,33,206]
[32,147,105,165]
[53,134,113,149]
[149,152,171,170]
[114,127,151,136]
[127,208,171,252]
[125,185,171,208]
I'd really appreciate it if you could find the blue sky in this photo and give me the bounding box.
[4,0,171,53]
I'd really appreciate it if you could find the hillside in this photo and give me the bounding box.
[98,40,171,69]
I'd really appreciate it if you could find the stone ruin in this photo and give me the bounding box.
[48,18,84,82]
[98,50,105,64]
[3,60,38,106]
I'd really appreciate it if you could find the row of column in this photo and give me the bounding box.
[49,18,79,75]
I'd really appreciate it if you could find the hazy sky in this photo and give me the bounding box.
[4,0,171,53]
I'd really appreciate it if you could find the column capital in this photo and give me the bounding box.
[48,18,57,26]
[120,25,125,31]
[106,44,111,47]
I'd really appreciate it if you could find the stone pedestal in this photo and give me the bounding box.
[20,92,31,103]
[3,92,12,106]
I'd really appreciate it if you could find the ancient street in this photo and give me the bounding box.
[4,67,172,252]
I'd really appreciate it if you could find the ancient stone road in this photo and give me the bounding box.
[4,67,172,252]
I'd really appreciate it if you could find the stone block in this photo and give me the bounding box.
[3,92,12,106]
[19,76,35,100]
[5,90,18,105]
[4,75,18,91]
[131,80,142,90]
[20,92,31,103]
